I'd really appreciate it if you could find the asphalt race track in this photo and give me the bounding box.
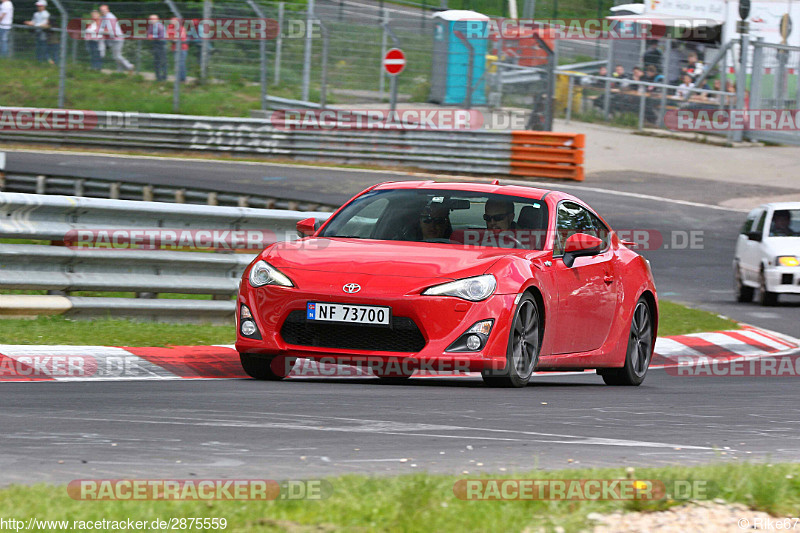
[3,149,800,484]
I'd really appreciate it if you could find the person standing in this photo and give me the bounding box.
[146,14,166,81]
[0,0,13,57]
[83,9,103,70]
[23,0,49,62]
[99,3,132,71]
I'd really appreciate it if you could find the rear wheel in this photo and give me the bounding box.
[600,298,653,386]
[734,264,754,303]
[240,353,296,381]
[482,294,541,388]
[759,269,778,306]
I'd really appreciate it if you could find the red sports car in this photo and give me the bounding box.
[236,181,658,387]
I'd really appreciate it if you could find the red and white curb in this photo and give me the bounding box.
[0,325,797,382]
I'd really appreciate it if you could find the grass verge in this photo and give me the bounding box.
[0,462,797,532]
[0,300,737,346]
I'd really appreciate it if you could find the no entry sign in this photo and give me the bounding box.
[383,48,406,76]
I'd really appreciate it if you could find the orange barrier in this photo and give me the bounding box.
[510,131,585,181]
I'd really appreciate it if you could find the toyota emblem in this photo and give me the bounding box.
[343,283,361,294]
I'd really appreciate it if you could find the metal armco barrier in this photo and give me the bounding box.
[510,132,585,181]
[0,108,586,180]
[0,193,331,323]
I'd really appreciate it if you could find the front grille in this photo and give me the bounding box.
[782,273,794,285]
[280,311,426,352]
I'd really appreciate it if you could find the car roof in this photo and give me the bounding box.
[757,202,800,211]
[371,181,580,203]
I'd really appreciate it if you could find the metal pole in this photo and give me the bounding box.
[658,38,671,127]
[246,0,268,111]
[49,0,68,108]
[603,38,614,119]
[165,0,182,113]
[733,33,749,142]
[566,75,573,123]
[301,0,314,102]
[275,2,284,84]
[638,90,646,130]
[200,0,211,82]
[320,21,329,108]
[390,74,398,115]
[750,39,764,114]
[379,11,389,99]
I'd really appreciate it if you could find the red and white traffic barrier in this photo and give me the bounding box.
[0,326,797,382]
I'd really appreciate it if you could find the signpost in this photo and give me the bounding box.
[383,48,406,115]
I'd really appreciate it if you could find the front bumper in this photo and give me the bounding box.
[235,276,518,372]
[765,266,800,294]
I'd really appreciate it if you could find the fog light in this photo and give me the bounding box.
[241,320,257,336]
[466,335,482,351]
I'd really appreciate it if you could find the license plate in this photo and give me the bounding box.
[306,302,391,326]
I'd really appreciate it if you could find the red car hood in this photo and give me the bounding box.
[263,238,518,279]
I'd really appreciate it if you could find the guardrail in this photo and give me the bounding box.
[0,108,586,180]
[0,169,336,212]
[510,132,585,181]
[0,192,331,323]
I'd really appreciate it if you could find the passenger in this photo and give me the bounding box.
[484,198,516,231]
[771,210,798,237]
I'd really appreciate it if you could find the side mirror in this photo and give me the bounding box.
[296,217,317,238]
[747,231,762,242]
[563,233,603,268]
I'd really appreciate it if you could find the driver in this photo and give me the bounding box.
[771,210,797,237]
[419,203,452,241]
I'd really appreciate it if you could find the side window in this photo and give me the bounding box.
[554,202,595,255]
[741,210,759,235]
[589,212,611,249]
[337,197,389,238]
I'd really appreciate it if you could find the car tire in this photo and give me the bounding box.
[600,297,653,386]
[240,353,296,380]
[481,294,541,388]
[734,264,754,303]
[759,269,778,306]
[376,373,413,384]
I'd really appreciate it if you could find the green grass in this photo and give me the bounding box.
[0,316,234,346]
[658,300,739,337]
[0,462,797,532]
[0,300,735,346]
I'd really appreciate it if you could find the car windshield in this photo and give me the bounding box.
[769,209,800,237]
[318,189,550,250]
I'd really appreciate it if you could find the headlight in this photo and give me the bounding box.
[248,260,294,288]
[422,274,496,301]
[777,256,800,267]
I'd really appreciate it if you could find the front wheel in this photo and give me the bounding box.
[482,294,541,388]
[240,353,296,381]
[600,298,653,386]
[759,270,778,306]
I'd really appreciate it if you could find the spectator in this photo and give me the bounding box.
[83,9,104,70]
[676,73,695,99]
[99,4,133,72]
[631,66,644,92]
[725,80,736,106]
[24,0,49,62]
[642,64,664,93]
[643,40,662,70]
[0,0,13,57]
[612,64,629,89]
[166,16,188,82]
[684,51,704,81]
[147,14,166,81]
